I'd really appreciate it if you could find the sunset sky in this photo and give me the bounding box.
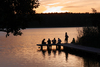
[35,0,100,13]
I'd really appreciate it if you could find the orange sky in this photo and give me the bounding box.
[35,0,100,13]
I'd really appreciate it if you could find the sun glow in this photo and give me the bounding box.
[36,0,100,13]
[43,6,69,13]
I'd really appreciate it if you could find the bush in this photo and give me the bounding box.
[76,27,100,48]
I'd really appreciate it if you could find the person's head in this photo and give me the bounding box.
[73,38,75,40]
[65,32,67,34]
[43,39,45,41]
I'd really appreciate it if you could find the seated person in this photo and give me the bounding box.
[58,38,62,44]
[71,38,75,43]
[52,38,56,44]
[47,38,51,44]
[42,39,46,44]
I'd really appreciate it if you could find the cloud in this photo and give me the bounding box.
[63,1,75,4]
[47,2,60,5]
[39,0,59,5]
[65,6,83,8]
[43,6,68,13]
[36,0,100,13]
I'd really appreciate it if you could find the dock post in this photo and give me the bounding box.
[58,45,61,50]
[47,45,52,50]
[56,45,58,49]
[63,46,68,51]
[49,45,52,49]
[63,46,66,50]
[47,45,49,50]
[40,46,43,50]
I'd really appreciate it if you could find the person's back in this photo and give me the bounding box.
[42,39,46,44]
[71,38,75,43]
[47,38,51,44]
[52,38,56,44]
[58,38,61,44]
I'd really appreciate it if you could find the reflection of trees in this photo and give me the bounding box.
[0,0,39,37]
[84,58,100,67]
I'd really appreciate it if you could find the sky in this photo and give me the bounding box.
[35,0,100,13]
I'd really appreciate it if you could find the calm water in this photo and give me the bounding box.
[0,27,100,67]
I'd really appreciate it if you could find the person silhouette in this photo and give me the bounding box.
[47,38,51,44]
[71,38,75,43]
[52,38,56,44]
[58,38,62,44]
[65,32,69,43]
[42,39,46,44]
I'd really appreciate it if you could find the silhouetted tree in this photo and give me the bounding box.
[0,0,39,37]
[76,27,100,47]
[76,12,100,48]
[91,8,100,33]
[91,8,97,13]
[91,13,100,33]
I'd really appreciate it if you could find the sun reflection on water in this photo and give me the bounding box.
[0,27,99,67]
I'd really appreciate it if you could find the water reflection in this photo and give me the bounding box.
[52,50,57,57]
[48,49,52,56]
[1,28,100,67]
[37,47,68,61]
[42,50,46,57]
[37,45,100,67]
[65,51,68,60]
[84,59,100,67]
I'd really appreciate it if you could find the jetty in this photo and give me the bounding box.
[37,43,100,55]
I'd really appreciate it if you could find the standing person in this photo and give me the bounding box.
[47,38,51,44]
[52,38,56,44]
[65,32,69,43]
[58,38,62,44]
[42,39,46,44]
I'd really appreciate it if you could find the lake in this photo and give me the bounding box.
[0,27,100,67]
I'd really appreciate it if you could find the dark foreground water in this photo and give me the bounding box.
[0,27,100,67]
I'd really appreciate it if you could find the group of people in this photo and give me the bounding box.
[42,32,69,44]
[42,38,62,44]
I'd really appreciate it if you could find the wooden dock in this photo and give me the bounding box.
[37,43,100,55]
